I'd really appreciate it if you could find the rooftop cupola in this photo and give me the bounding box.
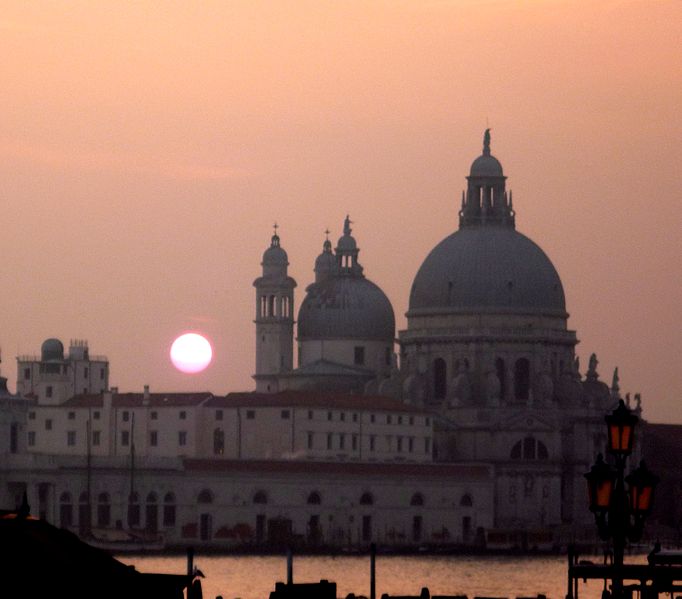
[314,229,337,283]
[335,215,363,276]
[261,223,289,278]
[459,129,515,228]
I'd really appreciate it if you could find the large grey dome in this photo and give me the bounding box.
[299,277,395,340]
[409,227,566,315]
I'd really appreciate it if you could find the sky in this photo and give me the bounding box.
[0,1,680,424]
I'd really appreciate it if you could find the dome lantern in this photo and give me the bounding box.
[460,129,515,228]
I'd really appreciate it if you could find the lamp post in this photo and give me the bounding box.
[584,399,659,599]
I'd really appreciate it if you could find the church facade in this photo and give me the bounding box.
[251,130,643,537]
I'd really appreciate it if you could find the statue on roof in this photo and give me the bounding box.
[587,353,599,379]
[344,214,352,236]
[483,128,491,155]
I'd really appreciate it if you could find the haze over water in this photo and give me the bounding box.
[1,2,681,422]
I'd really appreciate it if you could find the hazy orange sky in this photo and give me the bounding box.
[1,1,680,423]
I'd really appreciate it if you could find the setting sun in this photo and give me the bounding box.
[170,332,212,374]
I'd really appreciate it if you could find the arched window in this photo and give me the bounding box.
[514,358,530,400]
[511,437,549,461]
[59,492,73,528]
[360,492,374,506]
[97,492,111,527]
[213,428,225,455]
[127,492,140,528]
[163,492,176,527]
[146,492,157,503]
[268,295,275,317]
[198,489,213,504]
[433,358,447,400]
[307,491,321,505]
[460,494,473,507]
[537,441,549,460]
[253,490,268,504]
[410,493,424,506]
[495,358,506,399]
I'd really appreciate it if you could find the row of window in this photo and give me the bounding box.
[59,491,177,529]
[241,409,428,426]
[25,366,106,380]
[28,430,190,448]
[197,489,473,508]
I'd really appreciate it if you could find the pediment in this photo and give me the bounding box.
[492,410,557,432]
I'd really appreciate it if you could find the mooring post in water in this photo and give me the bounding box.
[187,546,194,578]
[370,542,376,599]
[287,546,293,584]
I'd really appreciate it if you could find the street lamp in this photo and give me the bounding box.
[584,399,659,599]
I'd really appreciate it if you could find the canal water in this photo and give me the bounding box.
[119,553,640,599]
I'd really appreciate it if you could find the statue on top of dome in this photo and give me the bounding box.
[483,128,491,155]
[344,214,352,236]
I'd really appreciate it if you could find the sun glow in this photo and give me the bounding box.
[170,333,213,374]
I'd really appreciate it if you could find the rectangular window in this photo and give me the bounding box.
[45,386,53,399]
[23,368,30,380]
[308,410,313,420]
[370,435,376,451]
[246,410,255,420]
[93,411,100,420]
[339,434,345,450]
[28,431,36,446]
[28,411,35,420]
[398,416,403,425]
[215,410,223,421]
[353,413,358,423]
[122,411,129,422]
[307,432,314,450]
[100,368,105,380]
[121,430,129,446]
[281,409,290,420]
[179,431,187,446]
[150,411,158,420]
[425,437,431,454]
[397,436,403,452]
[45,419,52,431]
[67,431,76,446]
[68,411,75,420]
[179,411,186,420]
[83,367,89,379]
[409,416,414,426]
[354,346,365,365]
[150,431,158,447]
[352,434,358,451]
[92,431,100,446]
[425,418,430,426]
[409,437,414,452]
[370,414,376,423]
[327,433,332,450]
[340,412,345,422]
[327,411,332,421]
[387,415,392,424]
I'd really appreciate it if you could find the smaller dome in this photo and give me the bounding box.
[336,234,357,251]
[262,234,288,266]
[41,338,64,361]
[470,154,503,177]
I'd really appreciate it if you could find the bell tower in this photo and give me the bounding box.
[253,225,297,393]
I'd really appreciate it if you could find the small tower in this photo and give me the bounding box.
[253,225,297,393]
